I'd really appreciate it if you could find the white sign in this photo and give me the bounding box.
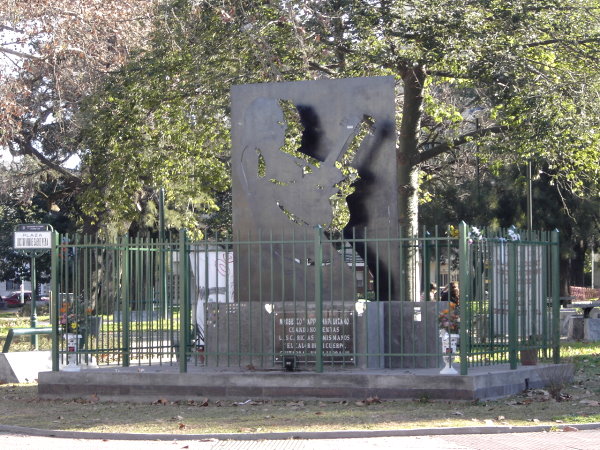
[188,248,235,345]
[14,231,52,249]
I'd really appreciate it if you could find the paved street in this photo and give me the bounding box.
[2,429,600,450]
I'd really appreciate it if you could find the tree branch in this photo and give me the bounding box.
[418,125,508,164]
[0,46,41,60]
[426,70,475,80]
[15,137,81,185]
[308,60,336,75]
[525,37,600,48]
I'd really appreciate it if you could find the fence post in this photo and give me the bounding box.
[551,229,560,364]
[51,231,60,371]
[458,222,469,375]
[508,238,518,370]
[314,226,323,373]
[179,229,188,373]
[122,235,130,367]
[422,228,430,300]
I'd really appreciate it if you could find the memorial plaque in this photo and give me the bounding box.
[274,310,354,363]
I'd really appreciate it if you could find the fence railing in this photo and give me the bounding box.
[50,223,560,374]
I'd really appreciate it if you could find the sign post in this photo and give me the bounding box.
[13,224,53,349]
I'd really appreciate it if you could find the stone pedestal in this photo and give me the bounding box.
[584,318,600,341]
[568,315,584,340]
[354,302,385,369]
[384,302,440,369]
[203,302,273,368]
[560,310,577,337]
[201,300,440,369]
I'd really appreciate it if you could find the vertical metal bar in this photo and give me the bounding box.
[122,235,130,367]
[458,222,469,375]
[423,228,430,300]
[314,226,323,373]
[396,226,403,362]
[551,229,561,364]
[159,188,167,319]
[30,254,38,348]
[508,238,518,370]
[81,234,88,359]
[257,230,264,367]
[179,229,188,372]
[51,232,60,371]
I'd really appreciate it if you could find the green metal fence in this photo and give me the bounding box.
[50,222,560,374]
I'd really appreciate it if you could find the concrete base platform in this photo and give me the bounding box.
[37,363,574,402]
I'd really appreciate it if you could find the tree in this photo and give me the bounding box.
[77,1,249,236]
[420,155,600,293]
[79,1,599,300]
[0,158,80,281]
[0,0,154,227]
[99,1,600,214]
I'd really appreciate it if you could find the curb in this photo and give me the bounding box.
[1,423,600,441]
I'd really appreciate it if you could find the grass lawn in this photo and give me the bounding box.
[1,309,599,434]
[0,308,52,352]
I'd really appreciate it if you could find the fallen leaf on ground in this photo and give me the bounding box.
[286,401,305,407]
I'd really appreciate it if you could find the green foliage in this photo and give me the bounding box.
[0,162,79,280]
[79,2,248,236]
[77,0,599,237]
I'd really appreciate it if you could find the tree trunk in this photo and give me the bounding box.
[397,66,425,301]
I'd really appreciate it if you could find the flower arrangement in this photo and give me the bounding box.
[60,303,93,334]
[439,304,460,333]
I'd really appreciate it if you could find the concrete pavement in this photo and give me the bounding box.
[2,423,600,449]
[1,430,600,449]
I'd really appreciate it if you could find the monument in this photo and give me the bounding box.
[202,76,437,368]
[231,76,398,303]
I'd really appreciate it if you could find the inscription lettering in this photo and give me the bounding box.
[275,310,354,363]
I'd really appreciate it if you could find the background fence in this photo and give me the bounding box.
[50,222,560,374]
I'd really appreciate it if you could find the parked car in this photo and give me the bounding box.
[3,291,49,308]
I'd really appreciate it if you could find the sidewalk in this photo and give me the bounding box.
[1,426,600,449]
[3,422,600,440]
